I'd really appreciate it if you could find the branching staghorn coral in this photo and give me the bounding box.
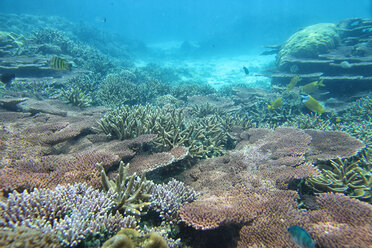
[61,88,92,108]
[336,96,372,149]
[0,183,137,247]
[306,151,372,202]
[283,112,337,130]
[98,104,234,158]
[151,179,199,224]
[98,161,153,216]
[0,31,25,56]
[60,87,92,107]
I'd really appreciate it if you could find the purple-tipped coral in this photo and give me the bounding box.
[151,179,199,224]
[0,183,137,247]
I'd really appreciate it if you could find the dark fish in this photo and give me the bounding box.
[243,66,249,75]
[0,73,15,85]
[287,225,315,248]
[49,56,72,71]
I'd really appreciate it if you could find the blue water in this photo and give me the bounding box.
[1,0,370,52]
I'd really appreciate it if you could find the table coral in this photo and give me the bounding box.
[307,192,372,248]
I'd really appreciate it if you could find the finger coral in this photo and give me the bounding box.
[98,161,153,216]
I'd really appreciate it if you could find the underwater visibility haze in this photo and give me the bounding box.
[0,1,371,248]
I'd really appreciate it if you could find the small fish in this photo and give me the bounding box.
[0,73,15,85]
[268,97,283,110]
[302,94,326,114]
[335,117,341,122]
[49,56,72,71]
[95,16,107,23]
[287,225,315,248]
[301,80,325,94]
[243,66,249,75]
[287,75,301,91]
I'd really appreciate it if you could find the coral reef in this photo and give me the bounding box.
[179,189,372,248]
[337,95,372,148]
[177,128,323,195]
[0,183,137,247]
[1,13,371,248]
[265,19,372,96]
[98,162,153,216]
[176,126,363,196]
[0,100,158,192]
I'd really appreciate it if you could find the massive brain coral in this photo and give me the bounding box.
[276,23,340,69]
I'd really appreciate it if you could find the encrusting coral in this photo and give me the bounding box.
[102,228,169,248]
[98,161,153,216]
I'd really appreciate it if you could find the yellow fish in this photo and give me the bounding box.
[268,97,283,110]
[302,95,326,114]
[301,80,325,94]
[287,75,301,91]
[49,56,72,71]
